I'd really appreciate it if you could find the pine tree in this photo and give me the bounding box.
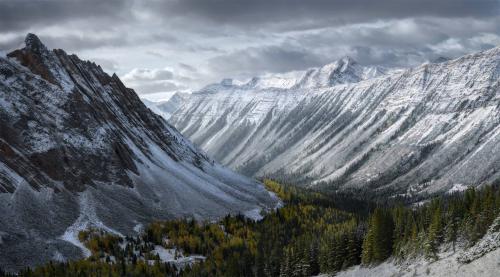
[345,231,361,267]
[445,202,460,252]
[279,248,292,277]
[362,208,394,264]
[326,238,337,271]
[308,243,320,275]
[361,221,375,264]
[425,205,442,259]
[299,247,312,277]
[318,240,331,273]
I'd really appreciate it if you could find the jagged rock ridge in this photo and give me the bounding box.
[0,34,278,271]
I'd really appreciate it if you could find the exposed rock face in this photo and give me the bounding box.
[167,47,500,195]
[0,34,278,271]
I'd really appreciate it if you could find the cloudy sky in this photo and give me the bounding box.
[0,0,499,101]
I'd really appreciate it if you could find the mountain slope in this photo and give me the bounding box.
[0,34,278,271]
[336,217,500,277]
[167,47,500,196]
[143,92,189,120]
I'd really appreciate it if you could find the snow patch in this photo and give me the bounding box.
[151,245,206,268]
[52,251,66,262]
[59,191,122,258]
[448,184,469,194]
[336,220,500,277]
[133,223,144,233]
[458,216,500,263]
[243,208,264,221]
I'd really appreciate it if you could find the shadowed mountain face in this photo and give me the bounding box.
[166,47,500,195]
[0,34,278,271]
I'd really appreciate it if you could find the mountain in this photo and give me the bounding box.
[0,34,278,271]
[149,57,387,121]
[291,56,386,89]
[194,57,386,93]
[142,92,189,120]
[432,56,452,64]
[167,47,500,196]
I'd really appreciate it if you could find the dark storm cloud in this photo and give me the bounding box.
[3,0,497,33]
[0,33,128,53]
[42,34,128,52]
[0,0,133,32]
[0,0,498,94]
[153,0,499,29]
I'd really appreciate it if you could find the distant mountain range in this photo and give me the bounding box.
[158,46,500,197]
[0,34,278,271]
[142,92,190,120]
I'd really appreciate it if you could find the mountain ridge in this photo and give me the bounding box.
[165,45,500,196]
[0,34,278,271]
[196,56,388,93]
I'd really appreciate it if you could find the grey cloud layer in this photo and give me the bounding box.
[0,0,132,32]
[158,0,499,26]
[3,0,498,30]
[0,0,499,96]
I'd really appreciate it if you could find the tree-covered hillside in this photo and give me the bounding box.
[4,180,499,277]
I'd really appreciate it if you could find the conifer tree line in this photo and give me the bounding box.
[3,180,499,277]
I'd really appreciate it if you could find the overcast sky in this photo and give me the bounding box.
[1,0,499,101]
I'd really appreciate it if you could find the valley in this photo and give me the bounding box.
[0,11,499,276]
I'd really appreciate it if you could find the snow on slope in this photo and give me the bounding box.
[0,34,278,271]
[149,57,385,119]
[336,217,500,277]
[151,245,206,269]
[167,46,500,196]
[335,249,500,277]
[142,92,190,120]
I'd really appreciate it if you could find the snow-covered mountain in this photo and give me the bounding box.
[150,57,386,120]
[143,92,190,120]
[0,34,278,271]
[167,47,500,195]
[194,56,386,93]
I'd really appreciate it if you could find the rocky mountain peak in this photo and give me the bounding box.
[7,33,63,86]
[294,56,367,88]
[24,33,47,53]
[338,55,357,68]
[195,56,379,92]
[318,56,357,72]
[0,34,278,270]
[341,55,356,63]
